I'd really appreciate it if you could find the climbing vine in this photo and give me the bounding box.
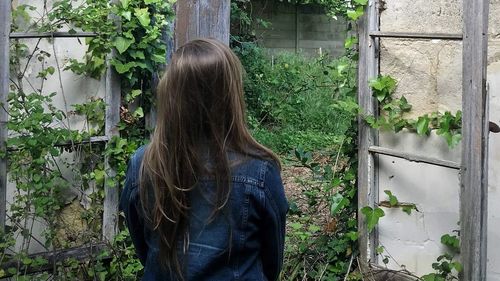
[366,75,462,148]
[358,74,464,280]
[2,0,174,279]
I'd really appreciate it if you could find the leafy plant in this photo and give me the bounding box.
[366,75,462,148]
[361,206,385,233]
[4,0,172,279]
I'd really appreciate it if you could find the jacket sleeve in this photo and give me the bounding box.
[119,147,148,265]
[260,161,289,281]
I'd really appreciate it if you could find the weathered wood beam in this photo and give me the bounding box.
[368,146,460,170]
[460,0,490,280]
[369,31,462,40]
[0,243,107,277]
[357,0,380,266]
[174,0,231,49]
[103,0,121,242]
[0,0,11,231]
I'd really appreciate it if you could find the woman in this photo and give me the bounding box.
[120,38,289,281]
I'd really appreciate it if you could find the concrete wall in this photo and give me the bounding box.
[251,0,347,57]
[377,0,500,279]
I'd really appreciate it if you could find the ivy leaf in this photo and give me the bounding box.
[144,0,160,3]
[111,60,135,74]
[46,66,55,75]
[133,107,144,118]
[384,190,398,207]
[399,96,412,112]
[416,115,430,135]
[129,50,145,59]
[361,206,385,233]
[113,37,135,54]
[441,234,460,253]
[364,115,379,128]
[382,256,389,264]
[120,0,129,8]
[376,245,385,254]
[152,53,166,63]
[330,193,349,215]
[346,7,364,21]
[393,119,407,133]
[134,8,151,27]
[344,36,358,49]
[126,89,142,102]
[402,205,416,215]
[121,11,132,21]
[453,262,463,273]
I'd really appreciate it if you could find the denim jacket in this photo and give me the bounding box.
[119,146,289,281]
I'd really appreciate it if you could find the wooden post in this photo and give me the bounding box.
[174,0,230,49]
[103,0,121,241]
[0,0,11,231]
[357,0,379,267]
[460,0,490,280]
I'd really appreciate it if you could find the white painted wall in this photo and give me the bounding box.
[377,0,500,279]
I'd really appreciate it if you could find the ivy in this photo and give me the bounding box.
[366,75,462,148]
[5,0,174,279]
[361,206,385,233]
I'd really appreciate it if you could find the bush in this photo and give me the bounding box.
[233,42,357,153]
[233,40,360,280]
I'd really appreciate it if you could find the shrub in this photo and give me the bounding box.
[233,42,357,153]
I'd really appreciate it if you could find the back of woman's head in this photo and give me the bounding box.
[139,38,279,277]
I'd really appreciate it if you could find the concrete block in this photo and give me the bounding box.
[380,0,462,34]
[377,131,460,275]
[487,53,500,281]
[380,39,462,118]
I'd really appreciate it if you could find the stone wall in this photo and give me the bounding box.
[377,0,500,279]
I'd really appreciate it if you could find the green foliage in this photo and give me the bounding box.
[384,190,398,207]
[366,75,462,148]
[379,190,417,215]
[360,206,385,233]
[283,131,360,280]
[235,43,357,153]
[289,0,369,19]
[420,231,461,280]
[5,0,172,279]
[230,2,365,279]
[441,234,460,253]
[421,253,462,281]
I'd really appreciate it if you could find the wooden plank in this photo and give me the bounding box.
[0,0,11,231]
[10,31,97,39]
[369,31,462,40]
[368,146,460,170]
[0,243,107,277]
[174,0,230,49]
[460,0,490,280]
[145,19,175,131]
[103,0,121,242]
[357,0,380,266]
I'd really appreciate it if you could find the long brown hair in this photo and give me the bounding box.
[139,38,279,277]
